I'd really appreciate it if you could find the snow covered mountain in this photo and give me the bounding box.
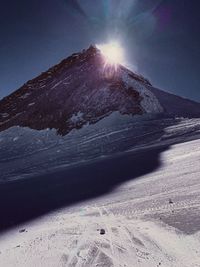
[1,46,200,267]
[2,45,199,136]
[0,44,200,182]
[1,114,200,266]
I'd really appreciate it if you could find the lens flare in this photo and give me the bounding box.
[97,41,124,67]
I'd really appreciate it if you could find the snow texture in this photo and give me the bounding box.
[0,127,200,267]
[121,69,164,113]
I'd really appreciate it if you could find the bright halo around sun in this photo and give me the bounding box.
[97,41,125,67]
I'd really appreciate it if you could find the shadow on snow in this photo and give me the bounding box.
[0,144,169,232]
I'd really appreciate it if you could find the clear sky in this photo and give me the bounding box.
[0,0,199,101]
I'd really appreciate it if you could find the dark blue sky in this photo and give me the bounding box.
[0,0,200,101]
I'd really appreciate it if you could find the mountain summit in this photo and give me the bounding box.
[0,45,199,135]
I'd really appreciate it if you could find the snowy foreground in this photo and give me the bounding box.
[0,115,200,266]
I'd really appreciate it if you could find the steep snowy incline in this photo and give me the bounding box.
[1,136,200,267]
[0,113,200,183]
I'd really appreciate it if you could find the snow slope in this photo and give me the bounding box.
[0,133,200,267]
[0,45,200,267]
[1,113,200,183]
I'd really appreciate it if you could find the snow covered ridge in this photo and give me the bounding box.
[0,45,200,135]
[121,68,163,113]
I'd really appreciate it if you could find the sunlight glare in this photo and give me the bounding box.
[97,41,124,66]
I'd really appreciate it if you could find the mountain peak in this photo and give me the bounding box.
[87,44,99,53]
[0,45,199,135]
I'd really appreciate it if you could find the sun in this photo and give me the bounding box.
[96,41,124,66]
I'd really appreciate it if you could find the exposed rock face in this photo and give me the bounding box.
[2,45,199,135]
[0,46,163,135]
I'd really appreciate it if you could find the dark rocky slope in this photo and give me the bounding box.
[0,46,163,135]
[0,45,199,135]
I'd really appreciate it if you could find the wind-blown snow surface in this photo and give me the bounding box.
[1,114,200,266]
[1,112,200,183]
